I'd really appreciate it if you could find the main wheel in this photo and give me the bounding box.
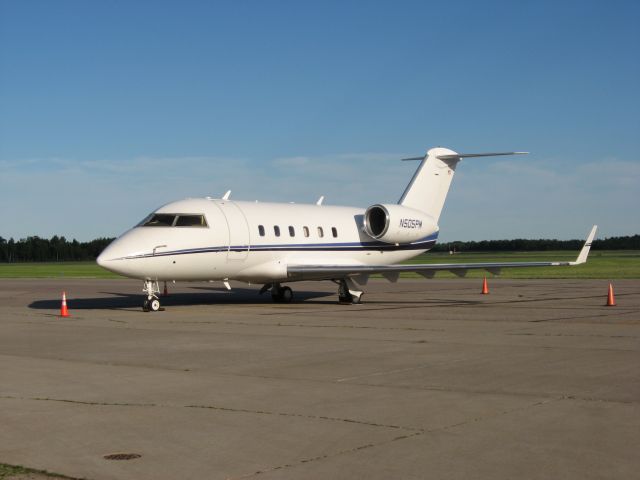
[338,294,353,304]
[271,286,293,303]
[142,299,151,312]
[150,298,161,312]
[281,286,293,303]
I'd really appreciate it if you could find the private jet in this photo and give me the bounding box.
[97,147,597,311]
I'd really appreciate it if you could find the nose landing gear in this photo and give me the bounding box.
[142,280,162,312]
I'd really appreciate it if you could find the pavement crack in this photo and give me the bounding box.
[0,395,419,432]
[528,309,639,323]
[169,319,445,333]
[228,431,424,479]
[430,398,555,434]
[0,395,158,408]
[106,317,128,324]
[232,398,554,479]
[185,404,418,431]
[509,332,640,339]
[558,394,638,405]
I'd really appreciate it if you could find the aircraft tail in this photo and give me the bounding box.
[398,147,527,222]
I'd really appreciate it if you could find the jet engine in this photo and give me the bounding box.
[363,204,437,244]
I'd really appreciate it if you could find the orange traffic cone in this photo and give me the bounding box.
[60,291,70,317]
[163,282,168,297]
[606,283,616,306]
[481,277,489,294]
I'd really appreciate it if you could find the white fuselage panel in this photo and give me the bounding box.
[97,198,439,283]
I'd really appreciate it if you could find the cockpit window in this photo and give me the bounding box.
[175,215,208,227]
[140,213,208,227]
[143,214,176,226]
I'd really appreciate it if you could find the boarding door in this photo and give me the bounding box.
[217,201,250,261]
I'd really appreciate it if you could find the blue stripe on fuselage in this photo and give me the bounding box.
[122,233,439,260]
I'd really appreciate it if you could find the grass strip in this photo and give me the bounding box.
[0,462,80,479]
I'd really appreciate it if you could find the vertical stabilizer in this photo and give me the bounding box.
[399,148,528,222]
[399,147,460,222]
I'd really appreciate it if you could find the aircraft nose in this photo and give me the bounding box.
[96,238,133,275]
[96,241,119,270]
[95,230,153,278]
[96,248,109,268]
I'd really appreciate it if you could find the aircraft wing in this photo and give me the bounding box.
[287,225,597,282]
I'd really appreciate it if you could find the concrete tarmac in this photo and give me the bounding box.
[0,278,638,480]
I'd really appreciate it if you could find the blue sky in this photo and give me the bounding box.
[1,0,638,241]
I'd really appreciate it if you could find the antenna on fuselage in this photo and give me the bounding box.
[222,190,231,200]
[316,196,324,206]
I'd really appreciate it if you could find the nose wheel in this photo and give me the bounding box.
[143,297,161,312]
[142,280,162,312]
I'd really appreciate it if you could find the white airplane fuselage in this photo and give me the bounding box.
[97,147,595,311]
[98,198,438,283]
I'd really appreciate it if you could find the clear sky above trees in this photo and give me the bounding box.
[1,0,638,241]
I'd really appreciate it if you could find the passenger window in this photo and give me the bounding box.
[143,214,176,227]
[175,215,207,227]
[258,225,265,236]
[317,226,324,238]
[288,226,295,237]
[303,226,309,237]
[274,226,280,237]
[332,227,338,238]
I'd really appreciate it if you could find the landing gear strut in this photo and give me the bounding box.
[269,283,293,303]
[338,278,364,304]
[142,279,162,312]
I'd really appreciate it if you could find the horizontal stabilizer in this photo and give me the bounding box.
[437,152,528,160]
[401,151,528,161]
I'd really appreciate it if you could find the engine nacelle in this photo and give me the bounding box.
[363,204,438,244]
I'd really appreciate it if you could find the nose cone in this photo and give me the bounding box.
[96,231,147,277]
[96,228,166,279]
[96,240,125,273]
[96,250,107,268]
[96,244,119,269]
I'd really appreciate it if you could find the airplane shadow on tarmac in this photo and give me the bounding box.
[28,287,336,311]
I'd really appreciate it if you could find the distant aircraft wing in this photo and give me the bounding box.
[287,225,597,282]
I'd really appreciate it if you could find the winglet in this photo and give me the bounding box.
[572,225,598,265]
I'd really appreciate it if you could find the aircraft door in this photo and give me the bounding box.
[216,201,250,260]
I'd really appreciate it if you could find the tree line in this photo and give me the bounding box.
[432,234,640,253]
[0,236,115,262]
[0,234,638,262]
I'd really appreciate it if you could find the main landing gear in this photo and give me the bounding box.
[142,279,162,312]
[337,278,364,304]
[260,283,294,303]
[260,280,364,305]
